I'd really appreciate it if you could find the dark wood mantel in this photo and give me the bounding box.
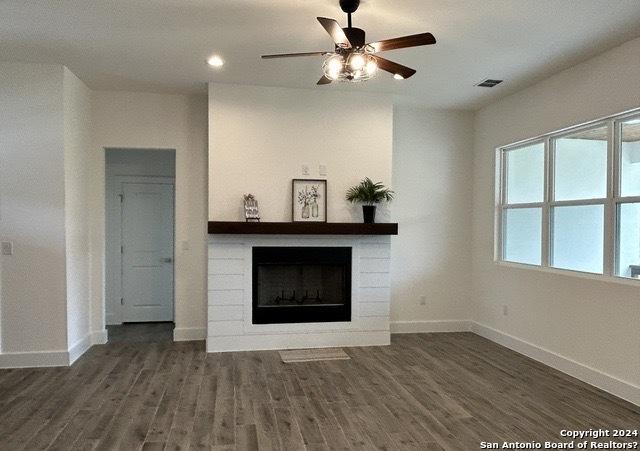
[208,221,398,235]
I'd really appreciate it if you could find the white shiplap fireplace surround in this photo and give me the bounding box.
[207,233,392,352]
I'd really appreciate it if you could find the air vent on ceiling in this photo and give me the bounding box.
[476,79,503,88]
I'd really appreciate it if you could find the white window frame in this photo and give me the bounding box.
[495,107,640,285]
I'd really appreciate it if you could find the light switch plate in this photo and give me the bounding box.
[302,164,310,176]
[319,164,327,176]
[1,241,13,256]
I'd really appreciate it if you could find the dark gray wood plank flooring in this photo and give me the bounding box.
[0,323,637,450]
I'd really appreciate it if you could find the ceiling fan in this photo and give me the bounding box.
[261,0,436,85]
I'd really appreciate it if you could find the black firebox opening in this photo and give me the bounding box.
[252,247,352,324]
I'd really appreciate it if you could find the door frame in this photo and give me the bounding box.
[106,175,175,324]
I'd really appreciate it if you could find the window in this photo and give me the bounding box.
[616,117,640,278]
[505,142,545,204]
[551,205,604,273]
[500,142,544,265]
[496,109,640,281]
[503,208,542,265]
[549,125,608,274]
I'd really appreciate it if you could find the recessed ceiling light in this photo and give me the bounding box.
[393,74,404,80]
[207,55,224,68]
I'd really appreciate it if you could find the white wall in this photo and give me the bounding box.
[208,85,475,332]
[391,108,474,331]
[208,84,393,223]
[63,68,93,358]
[0,62,69,360]
[91,91,208,341]
[471,37,640,403]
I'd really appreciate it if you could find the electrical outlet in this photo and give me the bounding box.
[502,305,508,316]
[319,164,327,176]
[1,241,13,256]
[302,164,310,176]
[419,296,426,306]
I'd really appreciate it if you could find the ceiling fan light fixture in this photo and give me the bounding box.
[393,73,404,80]
[323,52,377,83]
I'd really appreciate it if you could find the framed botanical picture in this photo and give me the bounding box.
[292,179,327,222]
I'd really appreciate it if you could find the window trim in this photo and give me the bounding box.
[494,106,640,284]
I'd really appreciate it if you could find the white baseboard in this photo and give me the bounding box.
[174,327,206,342]
[0,328,110,369]
[91,329,109,345]
[0,350,69,368]
[390,320,472,334]
[470,322,640,407]
[68,334,92,365]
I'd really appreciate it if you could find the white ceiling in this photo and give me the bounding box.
[1,0,639,110]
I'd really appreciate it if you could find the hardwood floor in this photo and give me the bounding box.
[0,325,637,450]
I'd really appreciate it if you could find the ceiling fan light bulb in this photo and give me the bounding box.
[349,53,365,70]
[329,56,343,70]
[366,60,378,75]
[325,55,343,80]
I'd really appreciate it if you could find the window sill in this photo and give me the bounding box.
[495,260,640,288]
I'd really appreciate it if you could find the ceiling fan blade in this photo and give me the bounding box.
[317,75,332,85]
[262,51,327,59]
[368,32,436,52]
[317,17,352,49]
[372,56,417,79]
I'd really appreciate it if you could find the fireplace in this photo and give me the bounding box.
[252,247,352,324]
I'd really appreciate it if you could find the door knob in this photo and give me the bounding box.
[162,257,173,263]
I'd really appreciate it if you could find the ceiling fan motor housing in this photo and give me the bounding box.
[342,27,365,48]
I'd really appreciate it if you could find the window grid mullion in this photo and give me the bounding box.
[502,202,544,209]
[542,136,551,267]
[615,196,640,204]
[549,198,607,207]
[603,120,617,276]
[499,149,508,260]
[547,136,556,267]
[501,150,508,205]
[494,149,505,261]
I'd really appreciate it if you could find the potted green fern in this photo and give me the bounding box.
[346,177,394,223]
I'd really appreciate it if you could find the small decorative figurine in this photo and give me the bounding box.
[243,194,260,222]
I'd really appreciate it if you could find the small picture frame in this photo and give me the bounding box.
[292,179,327,222]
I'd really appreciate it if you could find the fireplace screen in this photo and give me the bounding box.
[252,247,351,324]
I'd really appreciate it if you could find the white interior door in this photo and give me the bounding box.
[121,182,174,322]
